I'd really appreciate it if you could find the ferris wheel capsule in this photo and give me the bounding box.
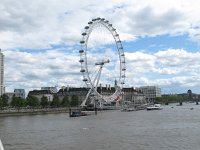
[79,49,84,53]
[80,69,86,72]
[79,59,84,63]
[83,78,88,82]
[80,40,85,44]
[122,68,126,71]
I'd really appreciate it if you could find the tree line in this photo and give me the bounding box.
[155,95,189,104]
[0,94,80,109]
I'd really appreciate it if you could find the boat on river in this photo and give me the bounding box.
[69,109,88,117]
[146,104,162,111]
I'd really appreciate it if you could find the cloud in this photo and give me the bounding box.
[1,0,200,49]
[125,49,200,93]
[4,49,82,91]
[3,48,200,94]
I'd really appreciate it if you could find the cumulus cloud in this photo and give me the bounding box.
[1,0,200,49]
[125,49,200,93]
[4,49,82,92]
[3,48,200,94]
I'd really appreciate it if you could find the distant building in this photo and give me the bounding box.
[28,90,54,102]
[0,49,4,95]
[5,89,25,104]
[122,87,147,105]
[138,86,161,103]
[14,89,25,99]
[57,87,88,102]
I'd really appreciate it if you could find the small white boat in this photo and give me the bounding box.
[0,139,4,150]
[147,104,162,111]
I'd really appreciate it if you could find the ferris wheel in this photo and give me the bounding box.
[79,17,126,107]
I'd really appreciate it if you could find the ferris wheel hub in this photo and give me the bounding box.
[95,59,110,66]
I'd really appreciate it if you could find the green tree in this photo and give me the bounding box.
[26,95,39,108]
[70,95,79,107]
[1,94,9,107]
[11,95,25,108]
[155,95,187,104]
[40,96,49,107]
[51,94,60,107]
[61,95,69,107]
[183,95,189,101]
[155,97,164,103]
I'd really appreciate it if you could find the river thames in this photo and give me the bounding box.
[1,103,200,150]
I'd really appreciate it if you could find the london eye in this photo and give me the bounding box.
[79,17,126,108]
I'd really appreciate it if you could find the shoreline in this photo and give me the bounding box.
[0,108,70,117]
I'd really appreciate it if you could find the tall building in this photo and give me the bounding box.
[0,49,4,95]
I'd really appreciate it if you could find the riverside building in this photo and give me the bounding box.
[28,89,55,102]
[57,86,146,105]
[138,86,161,103]
[5,89,26,103]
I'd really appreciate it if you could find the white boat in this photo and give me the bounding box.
[0,139,4,150]
[146,104,162,110]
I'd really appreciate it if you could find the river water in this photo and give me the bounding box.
[0,103,200,150]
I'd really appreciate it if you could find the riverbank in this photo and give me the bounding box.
[0,107,70,117]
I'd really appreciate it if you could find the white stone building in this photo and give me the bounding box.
[138,86,161,103]
[28,90,54,102]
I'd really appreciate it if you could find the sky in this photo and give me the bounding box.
[1,0,200,94]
